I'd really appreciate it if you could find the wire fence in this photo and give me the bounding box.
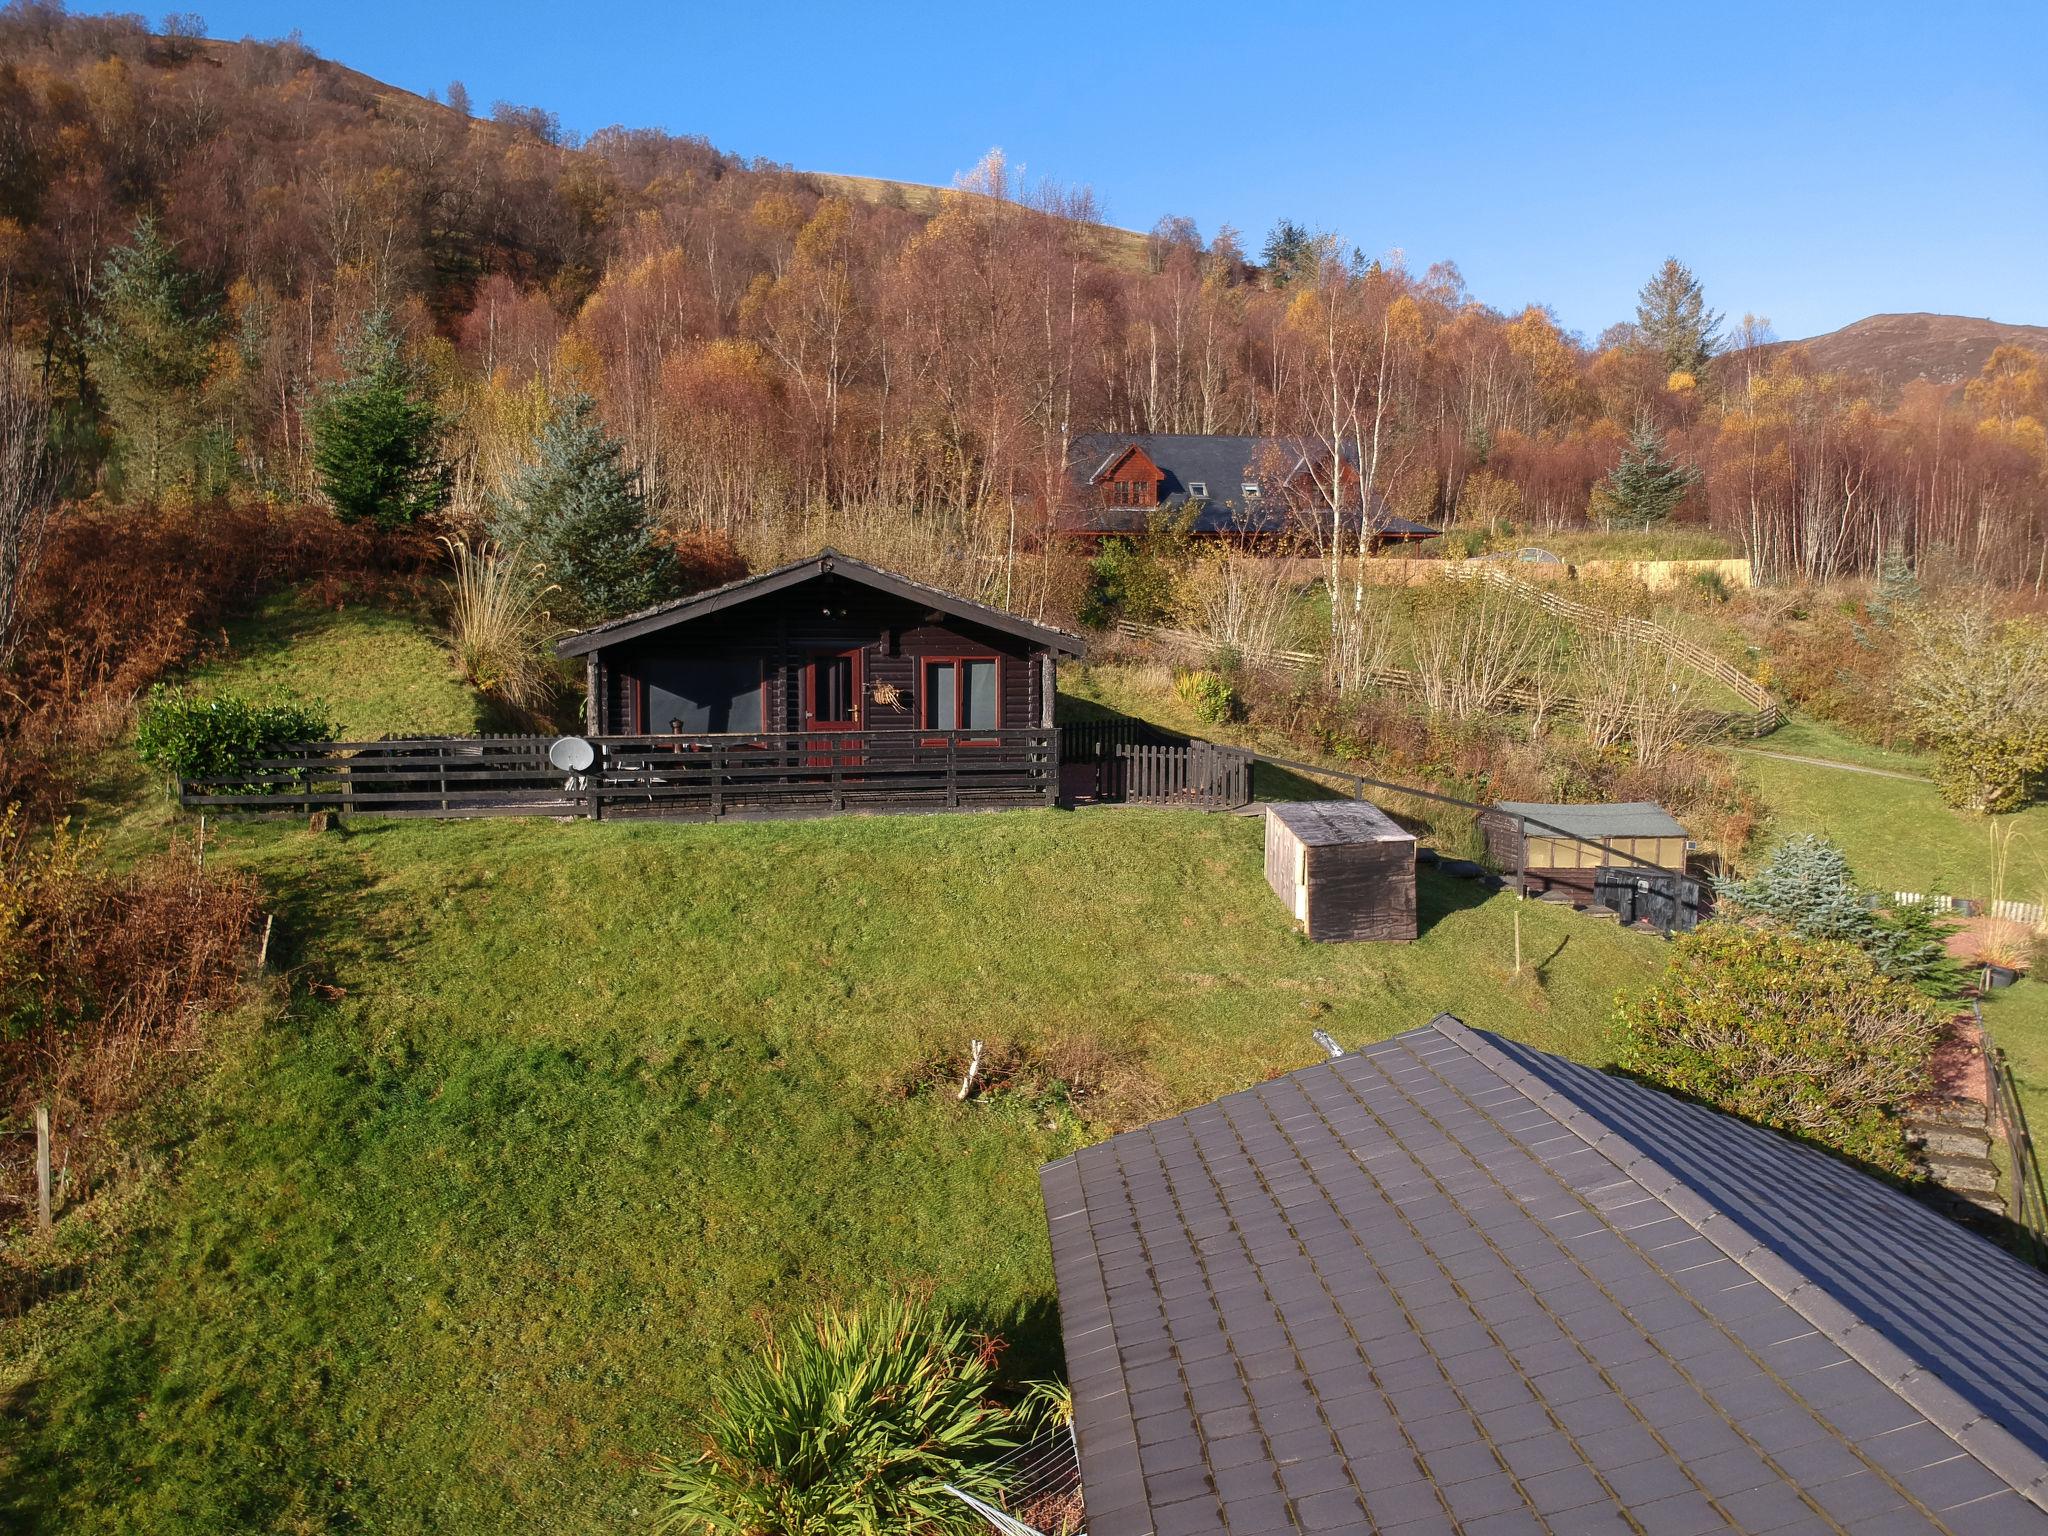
[1977,1001,2048,1266]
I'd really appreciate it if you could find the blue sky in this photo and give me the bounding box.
[188,0,2045,341]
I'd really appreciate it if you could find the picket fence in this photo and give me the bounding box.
[1893,892,2046,927]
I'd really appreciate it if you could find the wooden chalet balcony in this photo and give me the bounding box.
[176,729,1059,822]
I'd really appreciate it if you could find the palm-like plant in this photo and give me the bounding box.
[654,1299,1044,1535]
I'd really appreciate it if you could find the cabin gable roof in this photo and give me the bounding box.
[1042,1013,2048,1533]
[555,550,1087,658]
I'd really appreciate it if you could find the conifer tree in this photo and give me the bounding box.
[308,310,449,530]
[1633,257,1722,381]
[1591,413,1697,528]
[489,393,677,623]
[83,216,223,499]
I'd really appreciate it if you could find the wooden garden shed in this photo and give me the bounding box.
[1480,800,1689,900]
[1264,800,1417,942]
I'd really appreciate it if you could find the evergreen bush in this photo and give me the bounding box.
[1716,834,1966,999]
[1616,924,1944,1177]
[134,686,336,787]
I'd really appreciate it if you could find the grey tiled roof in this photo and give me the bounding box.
[1065,433,1441,541]
[1040,1015,2048,1535]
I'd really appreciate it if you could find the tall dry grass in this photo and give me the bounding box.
[441,538,562,717]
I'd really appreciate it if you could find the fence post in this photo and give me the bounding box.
[946,738,959,808]
[35,1102,52,1234]
[590,744,604,821]
[438,747,449,812]
[712,742,725,820]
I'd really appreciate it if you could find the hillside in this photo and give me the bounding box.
[810,170,1154,270]
[1775,311,2048,393]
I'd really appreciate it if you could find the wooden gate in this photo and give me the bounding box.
[1115,741,1252,810]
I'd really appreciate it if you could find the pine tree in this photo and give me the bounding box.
[489,393,677,623]
[83,215,223,499]
[1260,220,1315,287]
[1871,541,1921,616]
[1633,257,1723,382]
[308,311,449,531]
[1591,413,1697,528]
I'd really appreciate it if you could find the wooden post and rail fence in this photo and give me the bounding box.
[1977,1001,2048,1266]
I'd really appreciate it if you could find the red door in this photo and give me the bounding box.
[802,647,864,768]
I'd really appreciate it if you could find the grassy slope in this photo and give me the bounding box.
[1732,715,2048,898]
[1,603,1668,1533]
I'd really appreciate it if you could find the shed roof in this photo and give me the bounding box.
[1065,433,1441,541]
[1492,800,1688,840]
[554,549,1087,658]
[1268,799,1413,847]
[1042,1014,2048,1535]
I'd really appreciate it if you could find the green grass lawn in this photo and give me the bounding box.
[1729,714,2048,899]
[2,604,1672,1533]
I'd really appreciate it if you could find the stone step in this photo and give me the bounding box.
[1913,1097,1990,1130]
[1924,1185,2009,1222]
[1580,906,1619,922]
[1907,1123,1994,1159]
[1921,1154,2000,1195]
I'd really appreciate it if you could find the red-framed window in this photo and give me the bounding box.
[921,656,1001,741]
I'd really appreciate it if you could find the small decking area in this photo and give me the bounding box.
[177,729,1061,822]
[173,719,1259,823]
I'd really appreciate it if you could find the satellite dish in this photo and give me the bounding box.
[548,735,596,773]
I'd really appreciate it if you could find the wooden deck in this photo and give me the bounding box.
[179,730,1059,821]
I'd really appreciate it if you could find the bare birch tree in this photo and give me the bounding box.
[0,339,57,671]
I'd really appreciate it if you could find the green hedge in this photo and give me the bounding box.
[135,686,337,787]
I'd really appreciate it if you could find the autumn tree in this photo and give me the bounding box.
[490,392,678,623]
[83,216,223,499]
[309,311,449,530]
[1633,257,1722,384]
[1592,412,1696,527]
[0,337,57,669]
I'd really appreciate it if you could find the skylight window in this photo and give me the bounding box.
[1242,482,1262,499]
[1187,481,1207,497]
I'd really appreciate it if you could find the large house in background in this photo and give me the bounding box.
[1061,432,1442,550]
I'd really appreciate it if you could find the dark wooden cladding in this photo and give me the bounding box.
[589,574,1046,738]
[1265,800,1417,942]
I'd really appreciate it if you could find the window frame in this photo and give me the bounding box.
[637,654,767,737]
[919,654,1003,744]
[1187,480,1208,498]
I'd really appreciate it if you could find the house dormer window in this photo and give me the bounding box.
[1187,481,1207,498]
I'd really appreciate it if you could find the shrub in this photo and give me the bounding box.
[1931,734,2048,815]
[653,1297,1044,1536]
[1174,668,1239,727]
[134,686,336,786]
[1717,834,1967,998]
[1615,923,1944,1177]
[442,539,561,715]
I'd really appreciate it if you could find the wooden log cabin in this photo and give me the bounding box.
[553,550,1085,817]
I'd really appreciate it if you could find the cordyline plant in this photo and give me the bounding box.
[653,1298,1051,1536]
[1615,923,1944,1178]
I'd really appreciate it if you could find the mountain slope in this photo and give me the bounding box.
[1780,312,2048,392]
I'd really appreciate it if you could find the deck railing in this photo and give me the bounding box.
[177,729,1058,821]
